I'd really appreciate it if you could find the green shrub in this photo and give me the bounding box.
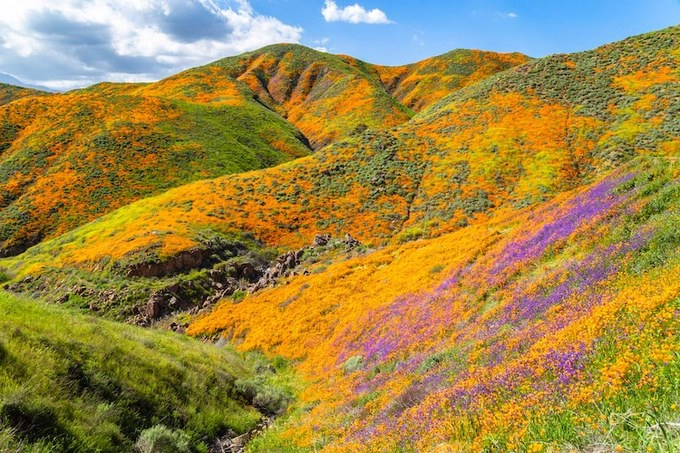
[234,377,293,415]
[252,387,292,415]
[135,425,190,453]
[342,355,364,374]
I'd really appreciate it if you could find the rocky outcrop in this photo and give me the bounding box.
[125,248,206,278]
[343,233,361,248]
[138,232,364,322]
[121,240,250,278]
[211,416,274,453]
[313,233,331,247]
[249,249,304,291]
[5,232,364,326]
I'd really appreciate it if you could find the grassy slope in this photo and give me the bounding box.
[3,26,676,279]
[0,67,312,256]
[0,84,48,106]
[0,290,294,452]
[0,44,528,258]
[190,156,680,451]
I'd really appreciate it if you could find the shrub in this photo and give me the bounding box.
[252,387,292,415]
[135,425,190,453]
[342,355,364,374]
[235,378,292,415]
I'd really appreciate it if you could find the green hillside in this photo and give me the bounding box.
[0,291,292,452]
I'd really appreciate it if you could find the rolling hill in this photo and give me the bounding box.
[4,26,676,281]
[0,68,312,257]
[0,45,527,258]
[191,155,679,452]
[371,49,529,111]
[0,83,48,106]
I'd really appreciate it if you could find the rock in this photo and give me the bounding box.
[234,262,258,280]
[146,297,164,319]
[125,248,207,278]
[343,233,361,248]
[313,234,331,247]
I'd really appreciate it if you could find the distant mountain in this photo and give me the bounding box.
[0,72,57,92]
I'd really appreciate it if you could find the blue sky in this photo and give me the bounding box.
[269,0,680,64]
[0,0,678,89]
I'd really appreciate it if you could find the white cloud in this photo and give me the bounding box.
[0,0,303,89]
[412,30,425,46]
[314,46,329,52]
[321,0,392,24]
[493,10,518,19]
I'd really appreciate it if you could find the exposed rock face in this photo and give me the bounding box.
[5,232,364,326]
[313,234,331,247]
[126,249,206,278]
[250,250,304,292]
[121,240,250,278]
[344,233,361,248]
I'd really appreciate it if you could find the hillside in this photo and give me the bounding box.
[3,26,676,285]
[371,49,529,111]
[0,70,311,257]
[0,291,293,452]
[207,45,528,148]
[0,25,677,452]
[0,83,48,106]
[209,44,412,149]
[190,156,679,451]
[0,44,527,258]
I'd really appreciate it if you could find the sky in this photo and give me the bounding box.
[0,0,678,90]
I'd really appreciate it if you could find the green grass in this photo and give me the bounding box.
[0,291,290,452]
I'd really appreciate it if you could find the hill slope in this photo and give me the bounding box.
[0,70,312,257]
[210,44,413,149]
[371,49,529,111]
[0,24,677,453]
[0,83,48,106]
[0,44,527,258]
[4,26,676,282]
[0,291,292,452]
[190,156,680,451]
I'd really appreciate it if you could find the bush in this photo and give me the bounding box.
[342,355,364,374]
[252,387,292,415]
[135,425,190,453]
[235,378,292,415]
